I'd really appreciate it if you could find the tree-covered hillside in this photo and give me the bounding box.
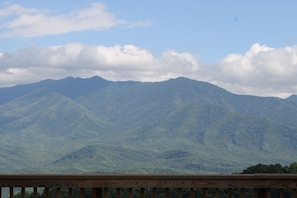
[0,76,297,173]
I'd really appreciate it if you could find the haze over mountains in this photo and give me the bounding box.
[0,76,297,174]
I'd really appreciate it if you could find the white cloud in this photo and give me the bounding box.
[0,44,201,86]
[0,43,297,98]
[206,43,297,97]
[0,4,38,17]
[0,3,148,38]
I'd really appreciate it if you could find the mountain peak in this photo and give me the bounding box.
[286,94,297,102]
[0,76,112,104]
[43,76,111,98]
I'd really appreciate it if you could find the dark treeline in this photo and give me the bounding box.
[238,162,297,198]
[240,162,297,174]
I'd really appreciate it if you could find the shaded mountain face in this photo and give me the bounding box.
[0,76,297,174]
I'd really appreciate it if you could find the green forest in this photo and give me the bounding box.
[1,76,297,174]
[240,162,297,174]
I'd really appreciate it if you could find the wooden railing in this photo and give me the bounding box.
[0,174,297,198]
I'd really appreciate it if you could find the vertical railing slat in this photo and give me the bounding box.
[56,187,61,198]
[280,188,284,198]
[116,188,120,198]
[177,188,182,198]
[254,189,258,198]
[33,187,37,198]
[202,188,207,198]
[151,188,156,198]
[69,188,73,198]
[240,188,245,198]
[255,188,269,198]
[21,187,25,198]
[92,188,96,198]
[128,188,133,198]
[93,188,102,198]
[293,189,297,198]
[45,187,49,198]
[165,188,170,198]
[140,188,145,198]
[190,188,194,198]
[215,188,220,198]
[267,188,271,198]
[10,187,13,198]
[103,188,108,198]
[228,188,232,198]
[80,188,84,198]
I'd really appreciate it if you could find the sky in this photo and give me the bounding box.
[0,0,297,98]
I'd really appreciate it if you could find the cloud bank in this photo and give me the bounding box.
[0,43,297,98]
[0,3,150,38]
[0,44,201,85]
[212,44,297,97]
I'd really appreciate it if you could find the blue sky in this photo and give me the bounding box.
[0,0,297,97]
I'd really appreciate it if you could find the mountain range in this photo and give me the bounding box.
[0,76,297,174]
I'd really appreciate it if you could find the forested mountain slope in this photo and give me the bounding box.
[0,76,296,173]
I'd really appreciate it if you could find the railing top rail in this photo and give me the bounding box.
[0,174,297,188]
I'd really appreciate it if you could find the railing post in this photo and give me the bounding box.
[140,188,145,198]
[293,189,297,198]
[21,187,25,198]
[279,189,284,198]
[240,188,245,198]
[56,187,61,198]
[80,188,85,198]
[69,188,73,198]
[202,188,207,198]
[267,189,271,197]
[92,188,102,198]
[34,187,37,198]
[10,187,13,198]
[215,188,220,198]
[165,188,170,198]
[116,188,121,198]
[177,188,182,198]
[151,188,157,198]
[255,188,269,198]
[128,188,133,198]
[190,188,194,198]
[228,188,232,198]
[103,188,108,198]
[45,187,49,198]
